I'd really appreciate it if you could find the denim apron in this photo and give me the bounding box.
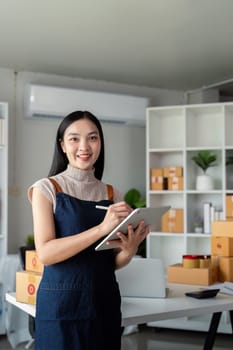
[35,180,122,350]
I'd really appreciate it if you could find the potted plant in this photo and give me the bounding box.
[124,188,146,209]
[193,215,203,233]
[226,152,233,166]
[124,188,146,257]
[226,151,233,188]
[192,150,217,190]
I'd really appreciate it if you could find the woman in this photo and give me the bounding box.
[28,110,150,350]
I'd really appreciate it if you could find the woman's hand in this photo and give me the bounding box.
[113,220,151,269]
[99,201,133,238]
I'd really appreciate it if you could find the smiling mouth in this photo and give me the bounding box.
[78,154,91,160]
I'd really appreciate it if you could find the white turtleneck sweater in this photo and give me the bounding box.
[28,164,123,212]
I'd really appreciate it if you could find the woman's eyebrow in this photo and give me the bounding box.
[67,131,98,136]
[67,132,79,136]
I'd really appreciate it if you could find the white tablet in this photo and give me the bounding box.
[95,206,170,251]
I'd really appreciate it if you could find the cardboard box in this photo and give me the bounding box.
[168,176,183,190]
[151,175,163,190]
[211,236,233,257]
[163,166,183,178]
[26,250,44,273]
[226,195,233,218]
[151,168,163,177]
[212,221,233,237]
[167,263,218,286]
[16,271,42,305]
[218,256,233,282]
[162,209,184,233]
[151,176,168,190]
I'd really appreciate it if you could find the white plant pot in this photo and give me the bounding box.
[196,174,214,191]
[194,226,203,234]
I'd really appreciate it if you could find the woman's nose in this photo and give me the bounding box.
[79,138,89,150]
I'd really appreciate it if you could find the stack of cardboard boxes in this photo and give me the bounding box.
[168,220,233,286]
[211,221,233,282]
[150,166,183,191]
[16,250,43,305]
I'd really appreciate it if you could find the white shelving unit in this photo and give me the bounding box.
[146,102,233,333]
[0,102,8,257]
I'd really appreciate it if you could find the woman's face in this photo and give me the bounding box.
[61,118,101,171]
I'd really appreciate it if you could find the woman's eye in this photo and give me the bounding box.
[89,135,98,141]
[69,137,79,142]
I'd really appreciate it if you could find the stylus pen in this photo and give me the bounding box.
[95,205,109,210]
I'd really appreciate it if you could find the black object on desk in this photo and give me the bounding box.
[185,289,220,299]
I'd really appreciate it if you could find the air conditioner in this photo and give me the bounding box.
[26,84,149,126]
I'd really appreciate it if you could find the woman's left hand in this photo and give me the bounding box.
[112,220,151,268]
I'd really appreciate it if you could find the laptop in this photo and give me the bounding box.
[115,258,167,298]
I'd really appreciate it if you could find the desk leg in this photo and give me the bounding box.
[229,310,233,333]
[203,312,222,350]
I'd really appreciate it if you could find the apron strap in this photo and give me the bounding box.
[48,178,62,193]
[107,184,114,201]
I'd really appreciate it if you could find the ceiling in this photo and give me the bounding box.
[1,0,233,93]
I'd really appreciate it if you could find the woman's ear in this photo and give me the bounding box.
[60,141,66,153]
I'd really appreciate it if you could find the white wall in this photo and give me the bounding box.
[0,68,184,253]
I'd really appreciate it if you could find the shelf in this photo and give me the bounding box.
[147,107,185,149]
[146,102,233,333]
[150,232,184,237]
[146,102,233,264]
[186,233,211,238]
[185,104,224,148]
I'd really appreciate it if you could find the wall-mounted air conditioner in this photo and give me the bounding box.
[26,84,149,126]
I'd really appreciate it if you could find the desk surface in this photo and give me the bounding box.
[5,284,233,327]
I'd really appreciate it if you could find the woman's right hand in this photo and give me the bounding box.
[99,201,132,237]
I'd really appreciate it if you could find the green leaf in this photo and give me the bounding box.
[192,150,217,173]
[124,188,141,207]
[124,188,146,208]
[134,199,146,208]
[26,234,35,247]
[226,155,233,166]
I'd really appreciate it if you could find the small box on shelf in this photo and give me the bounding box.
[168,176,183,190]
[162,209,184,233]
[150,176,168,190]
[163,166,183,178]
[150,168,163,177]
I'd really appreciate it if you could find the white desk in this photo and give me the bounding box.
[121,284,233,326]
[5,284,233,350]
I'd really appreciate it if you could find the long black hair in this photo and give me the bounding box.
[48,111,105,180]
